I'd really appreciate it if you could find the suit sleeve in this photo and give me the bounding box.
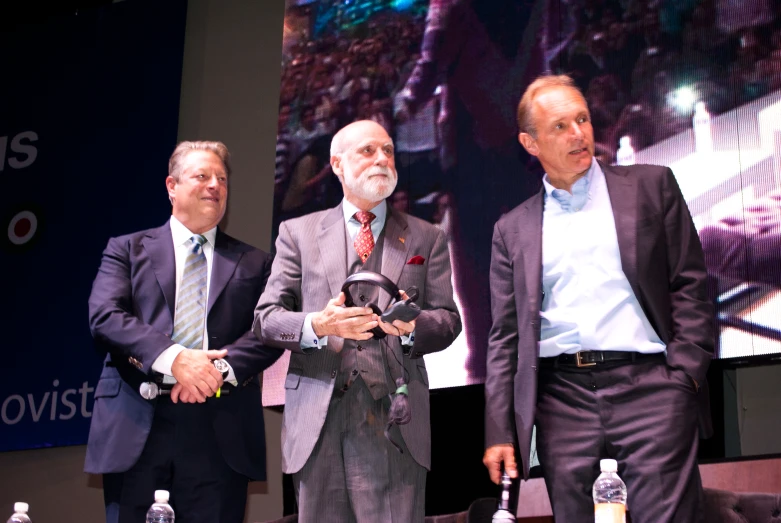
[253,220,311,353]
[221,251,284,385]
[484,222,519,448]
[407,227,462,358]
[88,236,175,374]
[661,167,714,384]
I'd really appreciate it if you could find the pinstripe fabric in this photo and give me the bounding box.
[339,226,391,399]
[254,204,462,475]
[172,235,207,349]
[292,379,426,523]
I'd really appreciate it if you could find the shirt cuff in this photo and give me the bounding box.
[401,330,415,346]
[301,313,328,349]
[152,344,186,377]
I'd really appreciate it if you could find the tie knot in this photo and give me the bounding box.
[190,235,207,253]
[354,211,376,227]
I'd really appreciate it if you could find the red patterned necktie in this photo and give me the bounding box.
[353,211,376,263]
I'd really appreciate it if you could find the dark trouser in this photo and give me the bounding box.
[103,400,248,523]
[293,377,427,523]
[535,356,703,523]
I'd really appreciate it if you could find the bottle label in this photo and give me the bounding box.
[594,503,626,523]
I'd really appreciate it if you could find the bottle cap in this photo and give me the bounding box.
[154,490,170,503]
[600,459,618,472]
[13,502,29,513]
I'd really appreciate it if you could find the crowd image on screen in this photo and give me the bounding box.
[275,3,447,231]
[273,0,781,231]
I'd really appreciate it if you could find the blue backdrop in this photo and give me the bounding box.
[0,0,187,451]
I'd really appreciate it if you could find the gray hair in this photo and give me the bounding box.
[168,140,231,181]
[330,128,346,157]
[516,74,585,138]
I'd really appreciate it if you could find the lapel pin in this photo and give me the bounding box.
[399,237,405,244]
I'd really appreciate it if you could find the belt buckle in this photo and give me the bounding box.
[575,351,596,368]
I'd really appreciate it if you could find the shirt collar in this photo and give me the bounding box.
[342,198,387,227]
[169,215,217,248]
[542,157,597,211]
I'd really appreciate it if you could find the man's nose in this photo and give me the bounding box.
[374,152,389,166]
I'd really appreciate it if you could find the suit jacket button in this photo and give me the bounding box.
[357,345,363,351]
[359,294,366,302]
[331,370,337,379]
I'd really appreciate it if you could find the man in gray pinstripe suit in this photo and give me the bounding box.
[254,120,461,522]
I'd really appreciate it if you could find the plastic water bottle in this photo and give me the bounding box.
[616,136,635,166]
[146,490,175,523]
[693,101,713,154]
[492,471,515,522]
[593,459,627,523]
[6,502,32,523]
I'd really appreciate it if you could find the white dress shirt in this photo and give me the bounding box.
[152,216,236,384]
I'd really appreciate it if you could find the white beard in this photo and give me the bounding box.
[343,165,397,202]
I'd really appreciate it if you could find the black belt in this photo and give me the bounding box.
[539,350,663,368]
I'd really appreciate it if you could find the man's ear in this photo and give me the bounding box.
[165,176,177,203]
[518,133,539,157]
[330,154,342,176]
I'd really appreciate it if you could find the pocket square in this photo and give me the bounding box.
[407,255,425,265]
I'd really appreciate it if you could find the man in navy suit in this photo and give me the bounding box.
[86,141,282,523]
[483,76,713,522]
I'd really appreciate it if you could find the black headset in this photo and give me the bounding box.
[341,271,420,339]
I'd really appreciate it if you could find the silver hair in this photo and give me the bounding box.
[168,140,231,182]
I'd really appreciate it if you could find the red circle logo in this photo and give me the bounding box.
[8,211,37,245]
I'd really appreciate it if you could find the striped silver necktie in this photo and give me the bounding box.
[172,234,208,349]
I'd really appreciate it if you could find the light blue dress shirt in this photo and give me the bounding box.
[539,158,665,357]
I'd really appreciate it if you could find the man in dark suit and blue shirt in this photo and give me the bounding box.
[86,141,282,523]
[483,75,714,522]
[254,120,461,523]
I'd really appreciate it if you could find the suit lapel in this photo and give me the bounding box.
[207,230,243,315]
[142,224,177,322]
[379,208,410,310]
[601,162,640,298]
[318,205,348,298]
[521,191,544,320]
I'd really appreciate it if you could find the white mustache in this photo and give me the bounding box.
[366,166,395,177]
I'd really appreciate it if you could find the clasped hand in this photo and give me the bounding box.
[311,292,416,343]
[377,289,416,338]
[170,348,226,404]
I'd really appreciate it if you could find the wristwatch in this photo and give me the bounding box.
[213,359,229,379]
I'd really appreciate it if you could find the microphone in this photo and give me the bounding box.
[491,471,516,523]
[139,381,230,400]
[139,382,169,400]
